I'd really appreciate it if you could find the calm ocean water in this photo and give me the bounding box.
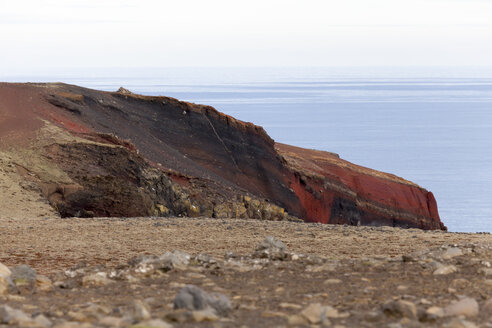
[4,67,492,232]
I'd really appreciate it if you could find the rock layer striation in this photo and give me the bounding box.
[0,83,445,230]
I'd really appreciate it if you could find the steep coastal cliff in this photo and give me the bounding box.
[0,83,445,230]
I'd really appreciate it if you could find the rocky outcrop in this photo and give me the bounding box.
[0,82,445,229]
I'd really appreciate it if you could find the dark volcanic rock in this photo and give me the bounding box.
[0,82,445,230]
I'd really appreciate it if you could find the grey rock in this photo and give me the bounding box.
[11,264,37,286]
[253,236,288,260]
[173,285,232,316]
[0,305,32,325]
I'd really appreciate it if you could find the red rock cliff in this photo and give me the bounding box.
[0,82,445,230]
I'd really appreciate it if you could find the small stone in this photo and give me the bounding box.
[484,279,492,286]
[279,303,303,310]
[382,300,417,319]
[133,300,151,321]
[443,317,478,328]
[324,279,342,285]
[433,265,458,275]
[173,285,232,316]
[444,297,479,317]
[253,236,288,260]
[36,275,53,292]
[441,247,463,260]
[33,314,53,328]
[11,264,37,286]
[0,263,11,277]
[287,314,308,326]
[82,272,113,286]
[191,308,219,322]
[421,306,445,321]
[0,305,33,325]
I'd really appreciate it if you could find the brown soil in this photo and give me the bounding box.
[0,217,491,327]
[0,217,488,275]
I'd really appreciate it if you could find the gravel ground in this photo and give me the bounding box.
[0,217,491,327]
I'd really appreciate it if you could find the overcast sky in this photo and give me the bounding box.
[1,0,492,72]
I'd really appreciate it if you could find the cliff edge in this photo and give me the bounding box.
[0,82,446,230]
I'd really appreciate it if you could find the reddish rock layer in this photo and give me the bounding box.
[0,82,445,230]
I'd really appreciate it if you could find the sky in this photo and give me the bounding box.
[1,0,492,72]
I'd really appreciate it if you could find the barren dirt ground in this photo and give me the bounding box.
[0,217,491,327]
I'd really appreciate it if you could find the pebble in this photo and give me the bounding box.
[0,263,11,277]
[35,275,53,292]
[433,265,458,275]
[82,272,113,286]
[10,264,37,286]
[133,299,151,321]
[382,300,417,319]
[173,285,232,316]
[298,303,335,324]
[324,278,342,284]
[443,297,479,317]
[441,247,463,260]
[253,236,288,260]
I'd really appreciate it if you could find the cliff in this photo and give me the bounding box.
[0,82,446,230]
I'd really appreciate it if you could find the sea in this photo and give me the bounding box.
[4,66,492,233]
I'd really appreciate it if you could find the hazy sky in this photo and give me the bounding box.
[1,0,492,72]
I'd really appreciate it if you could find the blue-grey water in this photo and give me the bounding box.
[3,67,492,232]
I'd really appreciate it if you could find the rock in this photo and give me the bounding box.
[173,285,232,316]
[323,278,342,284]
[0,263,11,277]
[82,272,113,286]
[478,267,492,276]
[279,303,303,310]
[300,303,324,324]
[133,300,151,321]
[36,275,53,292]
[287,314,309,326]
[443,297,479,317]
[382,300,417,319]
[443,318,478,328]
[132,251,190,274]
[0,275,15,296]
[482,298,492,313]
[0,305,33,325]
[253,236,288,260]
[117,87,134,95]
[33,314,53,328]
[433,265,458,275]
[10,264,37,286]
[131,319,173,328]
[99,316,129,327]
[421,306,445,321]
[440,247,463,260]
[298,303,336,325]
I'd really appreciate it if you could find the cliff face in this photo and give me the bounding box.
[0,82,446,230]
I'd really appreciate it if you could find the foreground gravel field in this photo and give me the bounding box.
[0,217,491,327]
